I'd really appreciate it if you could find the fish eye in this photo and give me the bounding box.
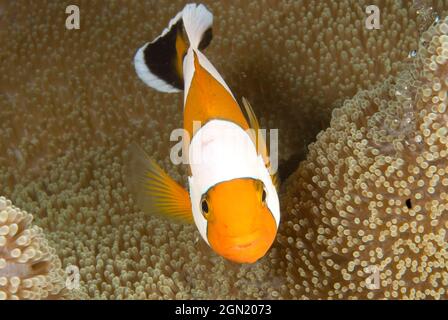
[262,189,267,203]
[201,199,209,214]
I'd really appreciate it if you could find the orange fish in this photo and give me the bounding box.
[129,3,280,263]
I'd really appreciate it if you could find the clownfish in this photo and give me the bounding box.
[128,3,280,263]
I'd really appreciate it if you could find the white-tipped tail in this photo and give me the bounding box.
[133,3,213,93]
[182,3,213,49]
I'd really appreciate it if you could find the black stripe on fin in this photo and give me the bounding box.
[134,19,186,92]
[145,20,185,90]
[134,4,214,93]
[198,27,213,51]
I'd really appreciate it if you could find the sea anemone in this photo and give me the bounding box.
[276,15,448,299]
[0,196,67,299]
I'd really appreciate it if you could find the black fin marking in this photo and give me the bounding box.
[134,4,214,93]
[198,27,213,51]
[141,19,185,91]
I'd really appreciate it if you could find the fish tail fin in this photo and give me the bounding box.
[134,3,213,93]
[125,144,193,224]
[182,3,213,50]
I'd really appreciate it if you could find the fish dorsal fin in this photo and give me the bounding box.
[125,144,193,224]
[242,97,280,190]
[271,172,280,191]
[242,97,268,163]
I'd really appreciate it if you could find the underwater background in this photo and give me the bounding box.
[1,0,448,299]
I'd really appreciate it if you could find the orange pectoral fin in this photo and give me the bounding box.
[125,144,193,224]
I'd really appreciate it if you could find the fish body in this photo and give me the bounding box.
[130,3,280,263]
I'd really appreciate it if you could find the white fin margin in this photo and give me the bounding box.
[183,48,195,104]
[152,10,183,44]
[182,3,213,49]
[133,9,184,93]
[134,43,182,93]
[196,50,235,99]
[180,4,233,104]
[183,49,235,105]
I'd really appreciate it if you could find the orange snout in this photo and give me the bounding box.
[205,178,277,263]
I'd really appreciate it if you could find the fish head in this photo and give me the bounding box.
[200,178,277,263]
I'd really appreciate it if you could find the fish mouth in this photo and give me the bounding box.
[223,236,271,264]
[231,238,261,250]
[209,229,277,264]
